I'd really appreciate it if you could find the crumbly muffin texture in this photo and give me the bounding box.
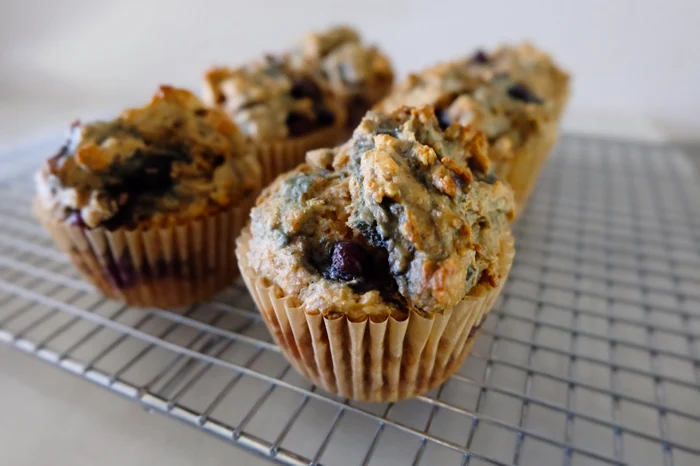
[247,106,513,318]
[290,25,394,125]
[377,62,554,165]
[203,56,340,140]
[35,86,260,230]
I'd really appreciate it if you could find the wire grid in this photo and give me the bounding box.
[1,134,699,466]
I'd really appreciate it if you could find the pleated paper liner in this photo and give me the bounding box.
[34,197,255,309]
[493,122,559,219]
[251,102,348,186]
[237,230,514,402]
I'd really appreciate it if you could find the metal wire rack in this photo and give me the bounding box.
[1,134,699,466]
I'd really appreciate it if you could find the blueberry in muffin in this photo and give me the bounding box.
[237,106,514,401]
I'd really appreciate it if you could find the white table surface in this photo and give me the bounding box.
[0,108,671,466]
[0,345,270,466]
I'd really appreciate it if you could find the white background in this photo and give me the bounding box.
[1,0,699,148]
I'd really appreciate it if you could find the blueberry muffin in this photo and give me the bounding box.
[468,42,570,119]
[203,56,347,185]
[289,25,394,129]
[237,106,514,401]
[378,60,559,217]
[34,86,262,309]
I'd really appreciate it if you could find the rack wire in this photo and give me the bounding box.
[1,134,699,466]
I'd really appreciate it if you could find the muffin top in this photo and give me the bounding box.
[377,61,554,163]
[203,56,342,140]
[35,86,261,230]
[289,25,394,111]
[468,42,570,111]
[247,106,513,319]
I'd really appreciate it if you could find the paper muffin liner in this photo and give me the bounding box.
[494,122,559,219]
[34,197,255,309]
[236,230,514,402]
[250,104,348,186]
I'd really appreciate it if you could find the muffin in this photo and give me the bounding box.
[377,61,558,217]
[468,42,570,119]
[237,106,514,401]
[203,55,347,185]
[34,86,261,309]
[289,25,394,129]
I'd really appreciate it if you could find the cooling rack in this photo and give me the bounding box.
[0,134,699,466]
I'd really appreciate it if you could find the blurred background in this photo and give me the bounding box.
[1,0,699,149]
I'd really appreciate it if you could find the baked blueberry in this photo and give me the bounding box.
[286,112,315,137]
[483,173,498,185]
[507,83,543,104]
[434,107,451,130]
[291,77,322,102]
[314,105,336,127]
[471,50,489,64]
[65,210,85,227]
[329,241,370,281]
